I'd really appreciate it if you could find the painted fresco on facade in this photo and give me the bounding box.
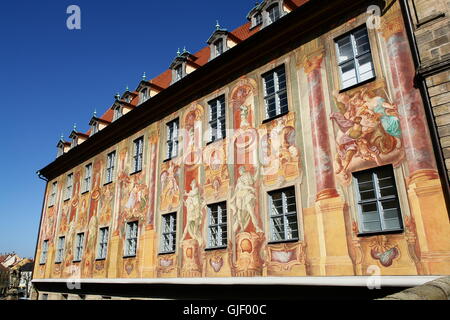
[330,83,405,184]
[258,112,301,186]
[34,1,450,284]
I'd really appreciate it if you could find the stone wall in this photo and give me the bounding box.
[379,276,450,300]
[409,0,450,176]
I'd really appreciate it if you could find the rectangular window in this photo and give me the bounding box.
[263,65,288,120]
[40,240,49,265]
[160,213,177,254]
[141,88,148,103]
[268,4,281,24]
[90,122,98,136]
[55,236,65,264]
[105,151,116,184]
[113,107,122,121]
[269,187,299,243]
[48,182,57,207]
[132,137,144,173]
[124,221,138,257]
[175,65,183,81]
[208,95,226,142]
[96,227,109,260]
[64,173,73,201]
[207,202,227,249]
[74,233,85,262]
[353,165,403,234]
[214,39,224,57]
[82,163,92,193]
[166,119,179,160]
[335,26,375,89]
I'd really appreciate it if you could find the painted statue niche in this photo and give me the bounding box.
[259,112,301,186]
[182,105,204,167]
[330,84,405,184]
[180,178,208,277]
[230,166,265,277]
[203,143,229,201]
[159,161,181,212]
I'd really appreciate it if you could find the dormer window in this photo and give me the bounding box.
[253,13,262,27]
[214,39,224,57]
[113,106,122,121]
[267,3,281,24]
[175,64,183,82]
[90,121,99,136]
[71,137,78,148]
[57,145,64,157]
[140,88,148,104]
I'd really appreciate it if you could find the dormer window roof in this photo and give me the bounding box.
[169,48,200,84]
[207,23,229,60]
[56,138,71,158]
[247,0,286,29]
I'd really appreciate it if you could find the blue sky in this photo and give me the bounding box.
[0,0,255,258]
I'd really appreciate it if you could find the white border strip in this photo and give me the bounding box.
[32,276,443,287]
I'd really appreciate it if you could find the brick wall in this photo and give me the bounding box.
[409,0,450,177]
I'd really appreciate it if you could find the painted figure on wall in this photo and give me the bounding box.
[330,86,404,182]
[230,166,262,233]
[259,113,301,185]
[160,162,181,212]
[182,179,206,246]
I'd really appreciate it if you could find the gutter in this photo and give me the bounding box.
[399,0,450,215]
[32,276,442,288]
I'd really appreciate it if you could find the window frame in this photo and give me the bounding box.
[334,25,376,91]
[124,221,139,258]
[39,240,49,265]
[160,213,177,255]
[208,95,226,143]
[82,163,92,194]
[131,137,144,174]
[48,181,58,207]
[73,232,85,262]
[268,187,300,244]
[64,173,74,201]
[96,227,110,260]
[105,151,116,185]
[262,64,289,122]
[55,236,65,264]
[165,119,179,161]
[206,202,228,250]
[353,166,404,236]
[267,3,281,24]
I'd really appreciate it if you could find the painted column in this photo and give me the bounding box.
[382,10,450,274]
[303,52,354,275]
[382,18,438,183]
[304,54,339,200]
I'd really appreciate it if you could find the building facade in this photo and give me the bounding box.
[33,0,450,300]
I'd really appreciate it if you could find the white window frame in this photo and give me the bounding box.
[124,221,138,257]
[166,119,179,160]
[82,163,92,193]
[262,65,288,120]
[335,26,375,90]
[268,187,299,243]
[160,213,177,254]
[132,137,144,173]
[40,240,49,265]
[207,202,227,249]
[55,236,65,263]
[96,227,109,260]
[64,173,73,201]
[48,181,57,207]
[208,95,226,142]
[353,166,403,234]
[74,232,85,262]
[113,106,123,121]
[105,151,116,184]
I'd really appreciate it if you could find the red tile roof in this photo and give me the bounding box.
[79,0,309,138]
